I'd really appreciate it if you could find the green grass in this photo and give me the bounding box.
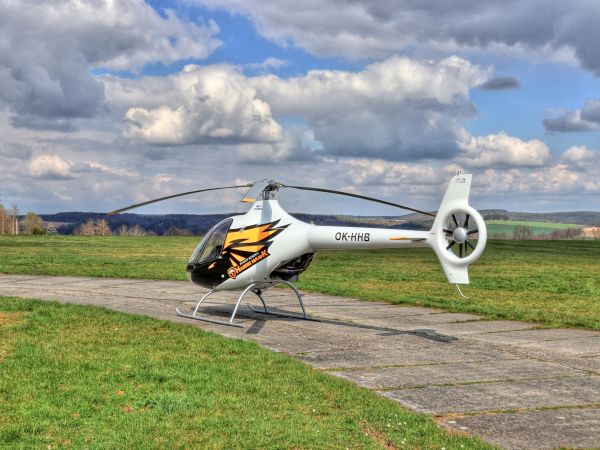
[0,236,599,329]
[487,220,583,236]
[0,298,491,449]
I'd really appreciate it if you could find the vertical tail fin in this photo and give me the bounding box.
[428,174,487,284]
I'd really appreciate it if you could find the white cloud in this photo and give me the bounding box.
[246,57,289,71]
[251,56,489,160]
[28,155,74,180]
[478,164,599,196]
[561,145,600,170]
[473,145,600,200]
[235,130,315,163]
[109,56,493,163]
[195,0,600,75]
[0,142,32,160]
[341,159,444,188]
[458,131,550,168]
[0,0,220,129]
[110,56,558,170]
[121,65,283,145]
[1,0,597,213]
[543,99,600,132]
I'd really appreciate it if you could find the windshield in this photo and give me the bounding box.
[189,219,232,265]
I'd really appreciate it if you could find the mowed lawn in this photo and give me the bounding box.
[0,298,491,449]
[0,236,599,329]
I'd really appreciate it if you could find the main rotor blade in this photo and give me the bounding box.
[107,184,252,215]
[283,185,435,217]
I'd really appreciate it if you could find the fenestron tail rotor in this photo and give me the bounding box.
[107,184,252,215]
[443,213,479,258]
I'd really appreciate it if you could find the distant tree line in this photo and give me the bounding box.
[0,203,61,236]
[484,212,510,221]
[1,209,590,240]
[492,225,584,240]
[72,219,191,236]
[40,212,428,237]
[48,213,228,236]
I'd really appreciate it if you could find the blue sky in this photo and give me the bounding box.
[1,0,599,214]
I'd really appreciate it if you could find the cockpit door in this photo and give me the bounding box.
[189,219,232,265]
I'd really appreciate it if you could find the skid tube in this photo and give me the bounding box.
[175,280,319,328]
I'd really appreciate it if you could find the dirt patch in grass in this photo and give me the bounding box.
[0,311,27,328]
[0,311,27,362]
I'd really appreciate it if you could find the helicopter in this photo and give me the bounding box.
[108,173,487,328]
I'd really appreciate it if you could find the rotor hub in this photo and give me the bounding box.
[453,226,468,244]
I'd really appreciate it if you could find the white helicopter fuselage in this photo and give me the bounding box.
[219,199,428,290]
[186,174,487,292]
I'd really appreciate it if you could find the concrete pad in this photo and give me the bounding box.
[0,275,50,283]
[334,305,446,316]
[443,407,600,450]
[415,320,539,335]
[297,341,516,369]
[360,312,484,325]
[466,328,600,345]
[519,336,600,357]
[578,355,600,372]
[332,359,581,389]
[8,276,143,286]
[305,306,422,320]
[304,306,459,321]
[382,376,600,414]
[80,287,200,302]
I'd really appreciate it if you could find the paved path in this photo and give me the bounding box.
[0,275,598,449]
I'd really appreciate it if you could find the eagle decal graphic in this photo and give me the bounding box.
[222,220,289,279]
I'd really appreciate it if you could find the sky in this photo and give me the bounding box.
[1,0,600,215]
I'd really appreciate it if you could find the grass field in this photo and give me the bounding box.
[486,220,583,237]
[0,236,598,329]
[0,297,491,449]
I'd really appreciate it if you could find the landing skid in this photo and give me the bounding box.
[174,309,245,328]
[176,280,316,328]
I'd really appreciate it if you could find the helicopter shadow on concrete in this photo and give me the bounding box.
[191,303,458,343]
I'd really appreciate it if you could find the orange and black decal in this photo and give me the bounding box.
[222,220,289,279]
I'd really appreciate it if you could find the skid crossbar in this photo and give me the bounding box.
[175,280,317,328]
